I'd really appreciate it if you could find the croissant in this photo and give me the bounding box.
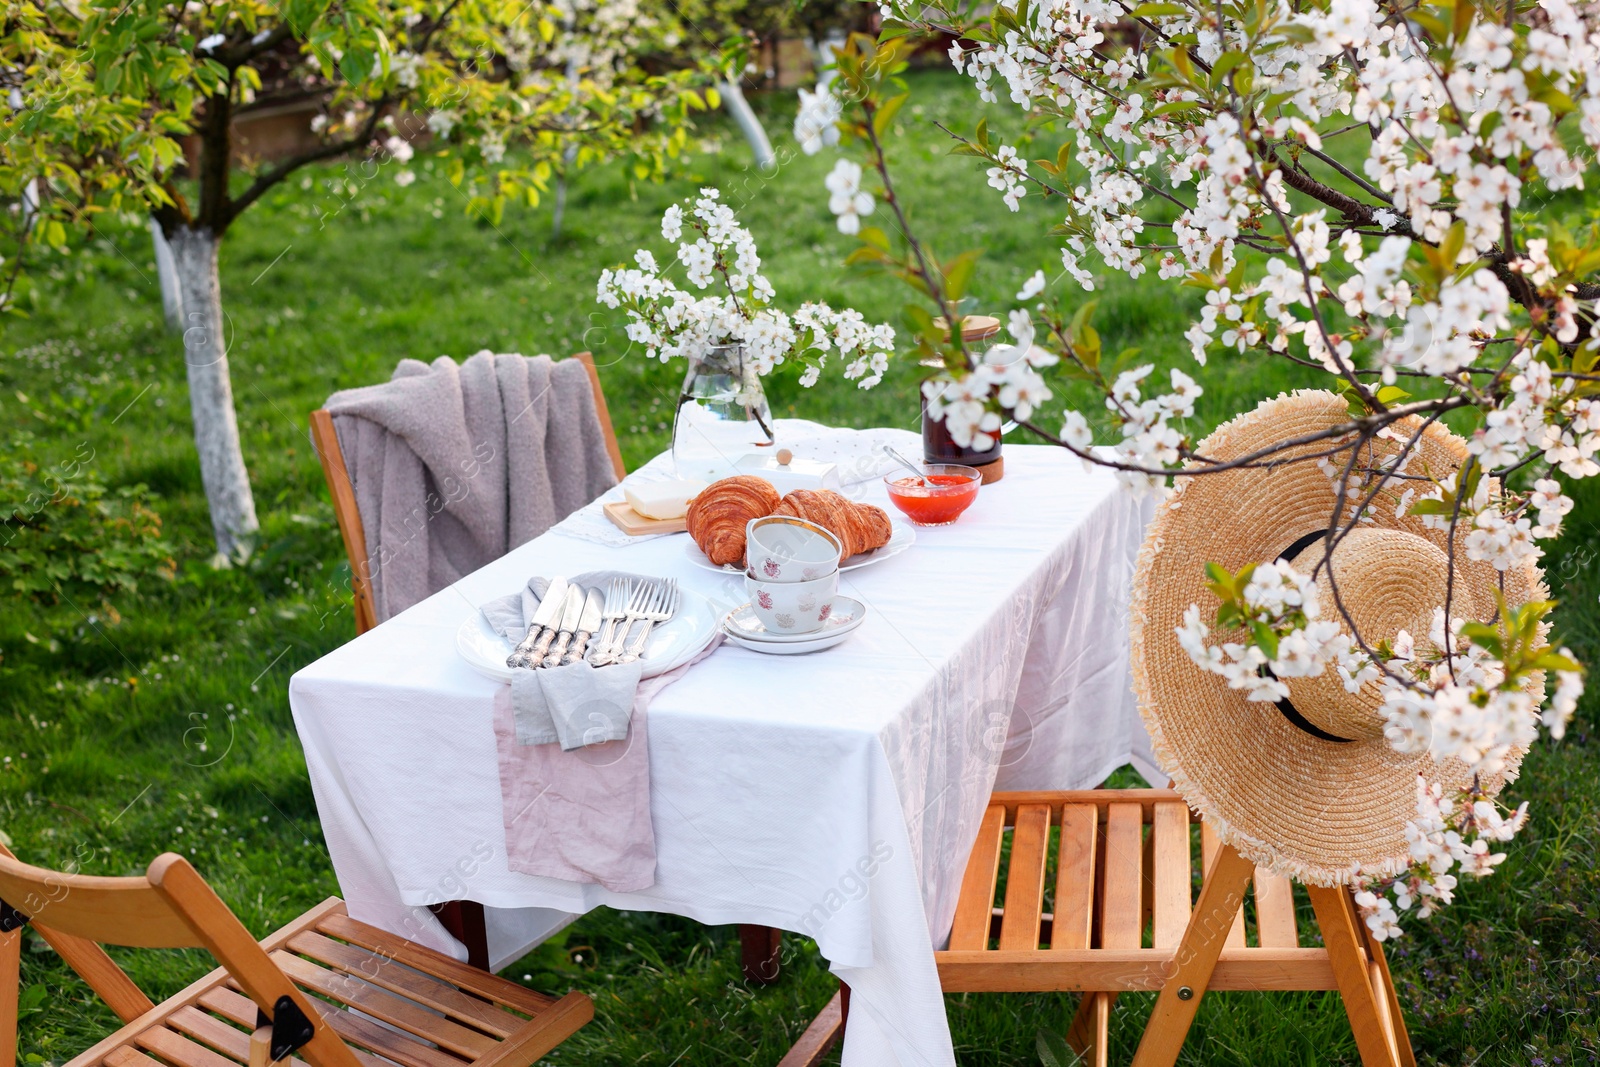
[686,475,783,566]
[773,490,893,559]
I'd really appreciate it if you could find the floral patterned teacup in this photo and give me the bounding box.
[744,569,841,635]
[745,515,842,583]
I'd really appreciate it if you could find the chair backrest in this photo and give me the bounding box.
[310,351,626,636]
[0,843,362,1067]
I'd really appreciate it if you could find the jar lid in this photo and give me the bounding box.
[933,314,1003,343]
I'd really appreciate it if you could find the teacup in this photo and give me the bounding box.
[745,515,842,583]
[744,570,840,635]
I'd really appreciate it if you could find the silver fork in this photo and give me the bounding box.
[587,578,631,665]
[619,579,679,664]
[592,580,655,666]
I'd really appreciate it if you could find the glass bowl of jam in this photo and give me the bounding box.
[884,464,982,526]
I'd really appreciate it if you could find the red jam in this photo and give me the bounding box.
[886,474,980,526]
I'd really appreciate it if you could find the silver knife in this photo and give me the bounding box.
[541,585,587,667]
[507,576,568,668]
[563,588,605,665]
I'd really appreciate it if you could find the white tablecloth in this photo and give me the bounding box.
[289,443,1158,1067]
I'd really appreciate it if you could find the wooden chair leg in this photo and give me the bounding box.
[1066,992,1112,1067]
[248,1025,271,1067]
[740,924,782,984]
[1130,842,1255,1067]
[1359,906,1416,1067]
[1306,886,1403,1067]
[2,926,20,1067]
[777,984,846,1067]
[429,900,490,971]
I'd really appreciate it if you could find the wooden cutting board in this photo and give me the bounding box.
[603,501,688,536]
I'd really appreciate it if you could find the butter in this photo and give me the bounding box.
[624,479,708,520]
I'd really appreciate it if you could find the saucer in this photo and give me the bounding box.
[721,596,866,655]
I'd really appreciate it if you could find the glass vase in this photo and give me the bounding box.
[672,343,775,481]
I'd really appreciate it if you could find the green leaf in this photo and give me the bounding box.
[1210,51,1248,88]
[1252,621,1280,661]
[975,117,989,148]
[1403,498,1453,517]
[941,249,981,301]
[1036,1028,1077,1067]
[1130,1,1190,14]
[873,92,909,137]
[1376,385,1411,406]
[858,226,891,251]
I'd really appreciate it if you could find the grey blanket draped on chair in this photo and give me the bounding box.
[325,351,619,622]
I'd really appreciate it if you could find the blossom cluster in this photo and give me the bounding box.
[863,0,1600,933]
[1179,550,1583,939]
[922,310,1060,450]
[596,190,896,387]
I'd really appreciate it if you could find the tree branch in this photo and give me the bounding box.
[223,98,392,227]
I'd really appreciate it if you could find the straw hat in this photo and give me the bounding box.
[1129,390,1545,885]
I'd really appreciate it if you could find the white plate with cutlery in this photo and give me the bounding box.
[685,520,915,574]
[457,580,719,684]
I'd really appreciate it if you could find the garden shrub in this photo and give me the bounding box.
[0,433,175,603]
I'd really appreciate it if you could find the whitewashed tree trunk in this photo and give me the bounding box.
[720,79,774,171]
[168,225,259,561]
[550,141,579,239]
[149,217,184,332]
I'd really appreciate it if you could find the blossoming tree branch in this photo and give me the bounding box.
[2,0,716,559]
[803,0,1595,936]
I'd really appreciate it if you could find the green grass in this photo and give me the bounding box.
[2,69,1598,1066]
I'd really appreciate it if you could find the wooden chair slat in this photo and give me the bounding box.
[1049,804,1097,951]
[0,851,198,950]
[470,994,593,1067]
[313,914,556,1015]
[270,952,497,1058]
[1150,802,1191,949]
[135,1024,245,1067]
[998,804,1052,951]
[286,931,521,1036]
[948,804,1006,951]
[1253,872,1300,948]
[198,989,461,1067]
[104,1049,167,1067]
[166,1006,261,1065]
[1100,804,1143,950]
[1200,822,1247,948]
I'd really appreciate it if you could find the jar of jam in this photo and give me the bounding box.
[922,315,1005,484]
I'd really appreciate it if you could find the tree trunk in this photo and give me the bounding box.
[150,216,184,332]
[550,141,579,239]
[167,225,259,561]
[720,79,774,171]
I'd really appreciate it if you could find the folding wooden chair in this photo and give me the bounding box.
[0,843,591,1067]
[309,351,627,637]
[934,789,1415,1067]
[308,351,785,986]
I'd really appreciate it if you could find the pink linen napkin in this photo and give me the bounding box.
[491,639,720,893]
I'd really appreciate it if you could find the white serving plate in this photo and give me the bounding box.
[719,596,867,655]
[685,520,914,574]
[457,586,719,683]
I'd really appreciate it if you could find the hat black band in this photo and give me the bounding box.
[1265,529,1355,744]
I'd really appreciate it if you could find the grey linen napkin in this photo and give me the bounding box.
[481,571,652,751]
